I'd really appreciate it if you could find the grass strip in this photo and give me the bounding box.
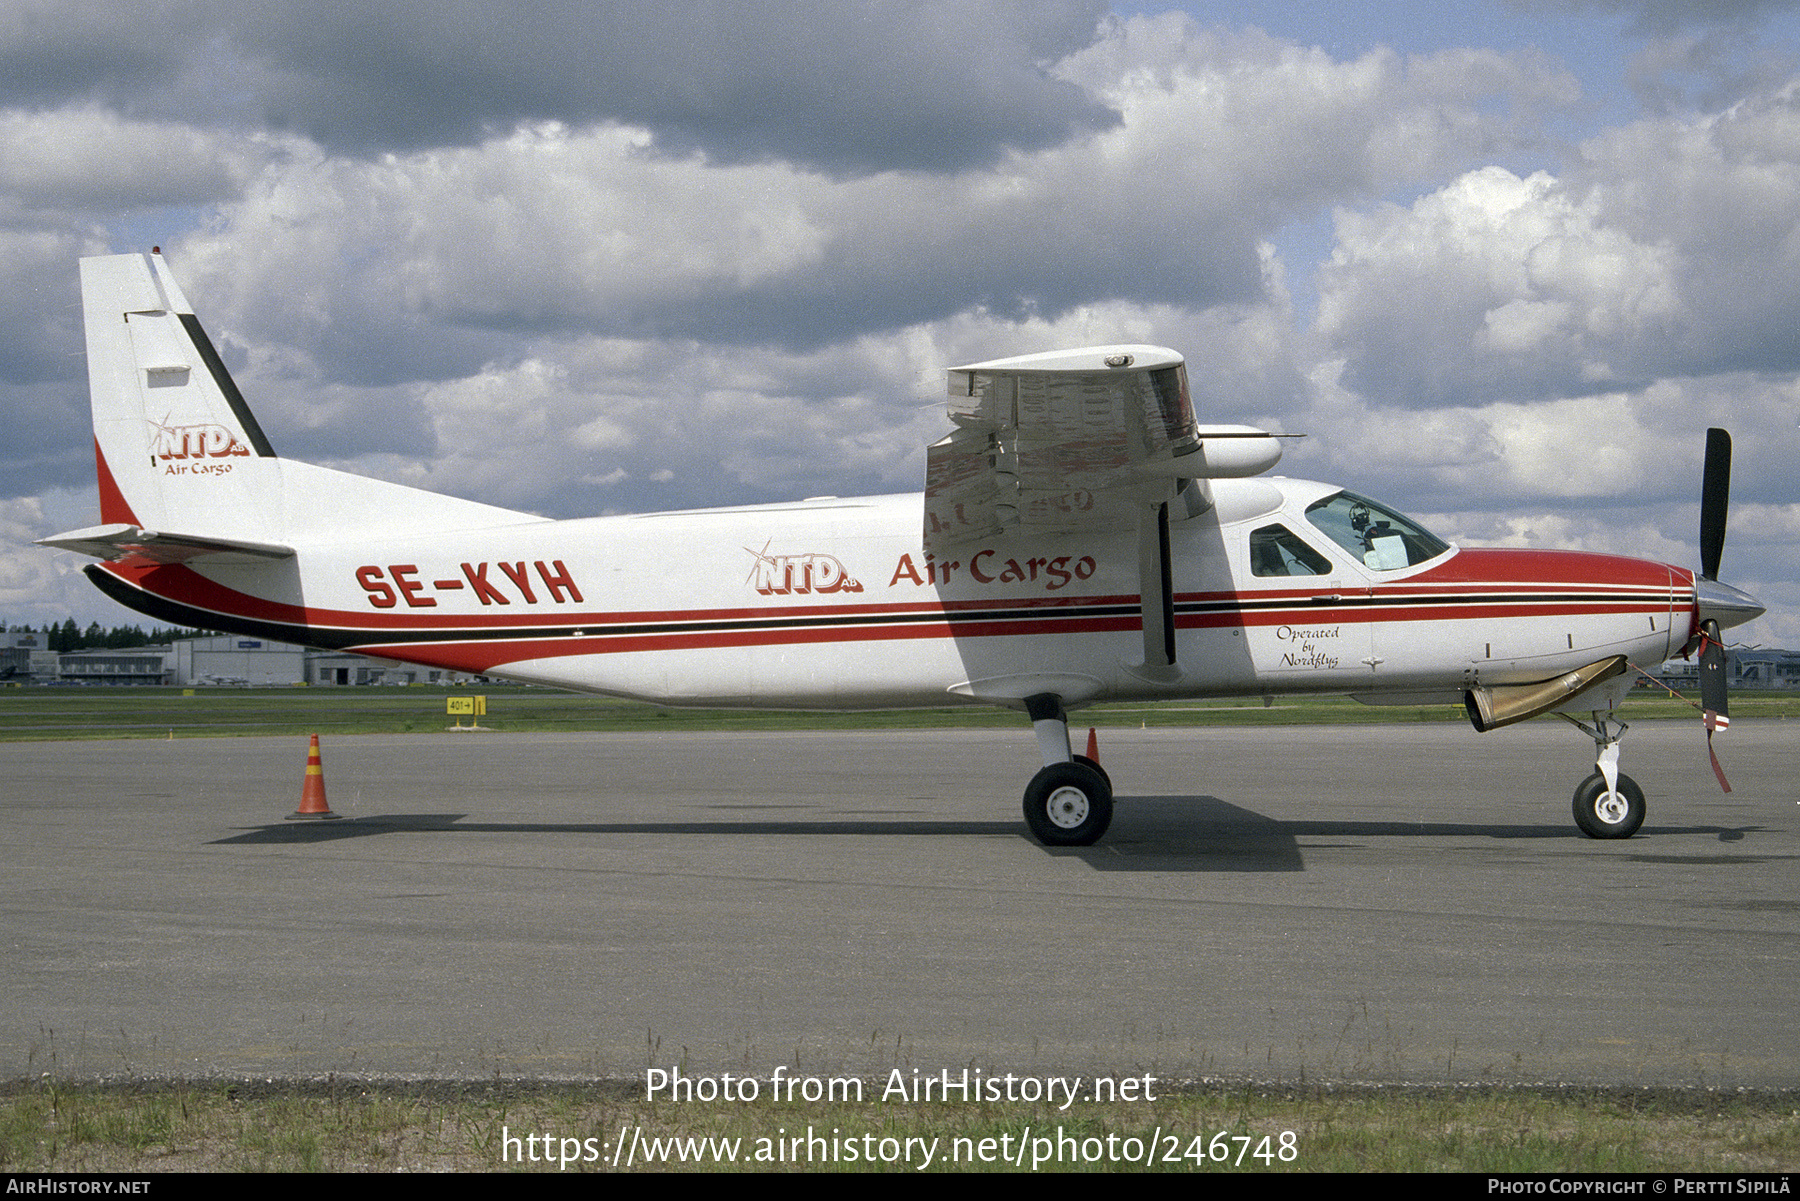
[3,1078,1797,1173]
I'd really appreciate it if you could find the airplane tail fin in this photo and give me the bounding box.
[50,251,537,563]
[81,251,280,539]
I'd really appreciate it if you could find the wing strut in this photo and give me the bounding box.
[1132,501,1178,680]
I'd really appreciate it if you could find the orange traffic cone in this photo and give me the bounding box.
[287,733,341,820]
[1085,727,1100,763]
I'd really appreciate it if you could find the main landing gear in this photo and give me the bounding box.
[1560,708,1645,839]
[1020,694,1113,846]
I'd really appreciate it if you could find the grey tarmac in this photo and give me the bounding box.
[2,721,1795,1087]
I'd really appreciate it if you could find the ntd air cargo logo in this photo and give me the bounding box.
[149,415,251,474]
[745,541,863,596]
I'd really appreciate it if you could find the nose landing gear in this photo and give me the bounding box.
[1561,710,1646,839]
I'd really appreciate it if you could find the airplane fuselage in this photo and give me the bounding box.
[89,475,1693,713]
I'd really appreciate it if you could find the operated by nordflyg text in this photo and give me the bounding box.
[647,1066,1156,1110]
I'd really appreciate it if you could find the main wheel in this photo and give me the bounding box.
[1022,761,1113,847]
[1571,772,1646,839]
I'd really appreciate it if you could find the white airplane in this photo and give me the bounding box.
[42,251,1765,845]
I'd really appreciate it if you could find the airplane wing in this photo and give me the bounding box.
[923,344,1283,680]
[924,345,1280,550]
[37,523,295,564]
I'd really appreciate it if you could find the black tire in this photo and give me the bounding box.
[1073,754,1111,790]
[1022,761,1113,847]
[1571,772,1646,839]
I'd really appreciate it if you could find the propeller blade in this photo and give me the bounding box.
[1697,619,1729,720]
[1697,617,1733,793]
[1699,427,1731,581]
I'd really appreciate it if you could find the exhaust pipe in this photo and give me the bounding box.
[1464,655,1630,733]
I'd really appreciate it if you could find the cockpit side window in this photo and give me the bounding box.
[1249,523,1332,577]
[1303,491,1450,571]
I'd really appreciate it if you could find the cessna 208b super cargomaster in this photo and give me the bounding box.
[43,251,1765,846]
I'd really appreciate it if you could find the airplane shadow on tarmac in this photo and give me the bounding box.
[206,795,1767,873]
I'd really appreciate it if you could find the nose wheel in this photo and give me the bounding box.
[1572,771,1646,839]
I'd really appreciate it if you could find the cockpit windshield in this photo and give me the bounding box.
[1303,491,1451,572]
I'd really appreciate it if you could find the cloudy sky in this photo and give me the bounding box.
[4,0,1798,655]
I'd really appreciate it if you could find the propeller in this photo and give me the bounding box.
[1691,428,1764,791]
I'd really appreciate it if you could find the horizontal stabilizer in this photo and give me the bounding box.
[37,523,294,564]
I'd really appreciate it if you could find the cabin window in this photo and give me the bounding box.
[1304,491,1450,571]
[1249,524,1332,577]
